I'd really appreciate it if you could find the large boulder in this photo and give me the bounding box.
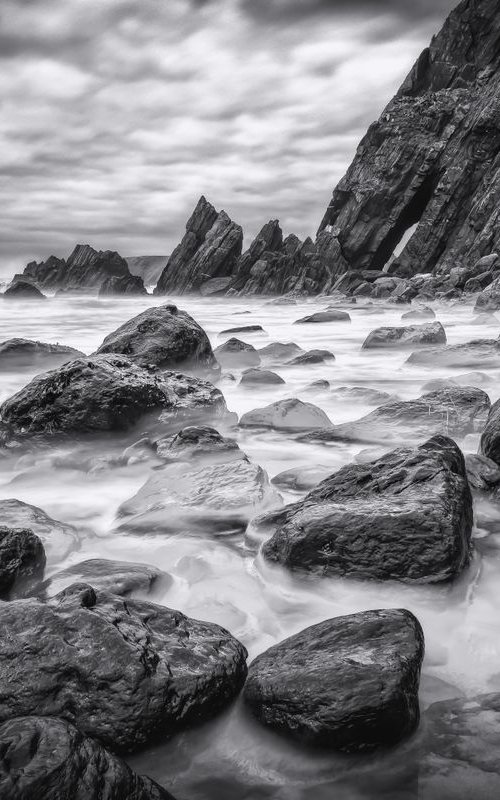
[0,339,84,371]
[255,435,473,583]
[117,457,281,535]
[244,609,424,752]
[0,499,79,562]
[0,584,248,752]
[480,399,500,465]
[0,527,45,600]
[240,398,332,432]
[362,322,446,349]
[293,310,350,324]
[3,281,46,300]
[0,355,227,440]
[301,387,490,446]
[94,305,219,376]
[214,338,260,368]
[407,339,500,369]
[0,716,174,800]
[33,558,172,600]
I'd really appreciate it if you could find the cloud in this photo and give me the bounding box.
[0,0,457,275]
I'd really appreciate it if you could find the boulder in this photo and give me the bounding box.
[220,325,264,335]
[287,349,335,365]
[301,387,489,446]
[98,274,147,296]
[257,435,472,583]
[401,306,435,321]
[155,425,242,464]
[305,380,330,392]
[0,355,227,440]
[240,398,332,432]
[293,311,351,324]
[0,584,248,752]
[0,527,45,600]
[214,338,260,368]
[3,281,46,300]
[271,465,332,491]
[243,609,424,752]
[362,322,446,350]
[94,305,219,376]
[257,342,303,364]
[0,716,174,800]
[33,558,172,600]
[0,339,84,371]
[465,271,495,293]
[330,386,392,405]
[117,457,280,535]
[480,399,500,466]
[407,339,500,368]
[240,368,285,386]
[474,274,500,311]
[464,453,500,492]
[0,499,79,562]
[199,276,232,296]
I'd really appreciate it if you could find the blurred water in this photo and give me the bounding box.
[1,293,499,797]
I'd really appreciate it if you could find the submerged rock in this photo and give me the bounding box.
[214,338,260,368]
[244,609,424,752]
[330,386,392,405]
[407,339,500,368]
[0,716,174,800]
[240,398,332,432]
[240,368,285,386]
[293,310,351,324]
[220,324,264,335]
[271,465,332,491]
[155,425,242,464]
[480,399,500,466]
[0,339,84,371]
[0,499,79,563]
[401,306,435,321]
[362,322,446,349]
[95,305,219,376]
[0,584,248,752]
[3,281,46,300]
[256,435,472,583]
[34,558,172,600]
[287,349,335,365]
[0,527,45,600]
[257,342,303,364]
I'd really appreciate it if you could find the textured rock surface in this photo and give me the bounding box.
[257,342,303,364]
[126,255,168,286]
[0,527,45,600]
[0,584,248,752]
[0,499,79,562]
[0,355,226,440]
[318,0,500,279]
[99,273,147,296]
[155,425,242,463]
[287,349,335,365]
[480,399,500,465]
[407,339,500,368]
[362,322,446,349]
[220,325,264,335]
[155,197,243,295]
[34,558,173,600]
[244,609,424,752]
[293,310,351,324]
[0,716,174,800]
[214,338,260,368]
[3,281,46,300]
[95,305,219,376]
[240,398,332,432]
[0,339,84,370]
[257,435,473,583]
[465,453,500,491]
[21,244,138,293]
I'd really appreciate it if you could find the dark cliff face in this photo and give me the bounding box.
[318,0,500,277]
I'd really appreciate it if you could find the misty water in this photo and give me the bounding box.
[1,294,499,798]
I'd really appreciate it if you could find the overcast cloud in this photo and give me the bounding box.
[0,0,457,275]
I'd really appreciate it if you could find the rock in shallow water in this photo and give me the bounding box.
[3,281,46,300]
[287,349,335,365]
[240,368,285,386]
[0,584,248,752]
[0,499,79,562]
[0,716,175,800]
[0,527,45,600]
[155,425,242,463]
[480,399,500,466]
[240,398,332,432]
[257,342,303,364]
[33,558,172,600]
[0,338,84,370]
[407,339,500,368]
[214,337,260,368]
[244,608,424,752]
[255,435,472,583]
[293,310,351,324]
[220,324,264,335]
[362,322,446,349]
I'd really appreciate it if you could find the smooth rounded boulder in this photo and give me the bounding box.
[214,338,260,368]
[155,425,242,463]
[0,716,174,800]
[407,339,500,368]
[256,435,472,583]
[362,322,446,349]
[240,398,332,432]
[287,349,335,365]
[0,584,248,752]
[0,338,84,371]
[240,368,285,386]
[0,527,46,600]
[94,304,219,376]
[257,342,303,364]
[33,558,172,600]
[244,609,424,752]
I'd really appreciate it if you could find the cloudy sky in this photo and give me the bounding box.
[1,0,457,275]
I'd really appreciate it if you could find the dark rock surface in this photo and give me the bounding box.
[293,310,351,324]
[244,609,424,752]
[0,716,174,800]
[214,338,260,368]
[33,558,172,600]
[3,281,46,300]
[407,339,500,368]
[465,453,500,492]
[474,274,500,310]
[318,0,500,279]
[257,342,303,364]
[240,398,332,432]
[155,425,242,463]
[0,339,84,370]
[154,197,243,295]
[287,349,335,365]
[257,435,473,583]
[301,386,489,445]
[0,499,79,562]
[21,244,138,293]
[220,325,264,335]
[271,465,333,491]
[240,368,285,386]
[0,584,248,752]
[94,305,219,376]
[0,355,227,440]
[362,322,446,349]
[480,399,500,465]
[0,527,45,600]
[99,273,147,296]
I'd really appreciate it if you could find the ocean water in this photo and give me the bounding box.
[1,293,499,798]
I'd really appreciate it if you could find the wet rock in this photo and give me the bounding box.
[240,368,285,386]
[155,425,242,464]
[301,387,489,446]
[257,342,303,364]
[407,339,500,369]
[98,273,147,296]
[117,457,280,535]
[3,281,46,300]
[0,338,84,370]
[94,305,219,376]
[464,454,500,492]
[0,527,45,599]
[220,325,264,335]
[465,271,495,293]
[0,499,79,562]
[330,386,392,405]
[214,338,260,368]
[480,399,500,466]
[240,398,332,432]
[362,322,446,350]
[293,310,351,324]
[0,584,248,752]
[0,355,227,440]
[258,435,472,583]
[271,465,332,491]
[266,296,297,305]
[401,306,435,321]
[244,609,424,752]
[33,558,172,600]
[305,380,330,392]
[199,276,233,296]
[474,274,500,311]
[287,349,335,365]
[229,220,284,293]
[0,716,174,800]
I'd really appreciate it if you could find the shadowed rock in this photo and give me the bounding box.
[362,322,446,349]
[0,527,45,600]
[4,281,46,300]
[214,338,260,368]
[32,558,172,600]
[99,273,147,296]
[480,399,500,466]
[240,368,285,386]
[293,310,351,324]
[155,425,242,464]
[21,244,137,293]
[0,339,84,370]
[0,499,79,562]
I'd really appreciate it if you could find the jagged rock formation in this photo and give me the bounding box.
[20,244,146,295]
[318,0,500,278]
[155,197,243,295]
[126,255,168,286]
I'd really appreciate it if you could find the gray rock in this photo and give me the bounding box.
[465,454,500,492]
[362,322,446,349]
[0,527,45,600]
[155,425,242,463]
[330,386,392,405]
[22,244,137,293]
[240,368,285,386]
[33,558,173,600]
[0,499,79,562]
[401,306,435,321]
[293,311,351,324]
[214,338,260,368]
[407,339,500,369]
[126,255,168,286]
[98,274,147,296]
[257,342,303,364]
[480,399,500,466]
[0,339,84,371]
[271,465,332,491]
[287,349,335,365]
[240,398,332,432]
[3,281,46,300]
[220,325,264,335]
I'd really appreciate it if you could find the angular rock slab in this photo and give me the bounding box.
[240,398,332,432]
[0,716,174,800]
[362,322,446,349]
[244,609,424,752]
[0,584,248,752]
[257,435,472,583]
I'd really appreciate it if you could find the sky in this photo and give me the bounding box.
[0,0,458,276]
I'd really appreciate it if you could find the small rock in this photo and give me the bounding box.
[240,368,285,386]
[240,398,332,432]
[155,425,242,463]
[258,342,303,364]
[214,338,260,368]
[220,325,264,334]
[401,306,435,321]
[293,311,351,324]
[362,322,446,349]
[330,386,392,405]
[287,349,335,365]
